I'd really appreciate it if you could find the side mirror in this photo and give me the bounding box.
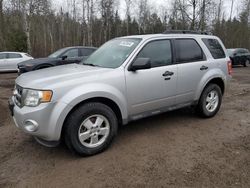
[129,58,151,71]
[62,55,68,60]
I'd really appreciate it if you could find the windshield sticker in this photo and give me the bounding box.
[119,41,134,47]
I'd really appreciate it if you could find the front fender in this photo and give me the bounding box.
[49,83,128,141]
[194,68,227,101]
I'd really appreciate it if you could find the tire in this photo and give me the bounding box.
[244,60,249,67]
[196,84,222,118]
[64,102,118,156]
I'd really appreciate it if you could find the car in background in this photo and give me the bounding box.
[0,52,33,72]
[18,46,97,74]
[227,48,250,67]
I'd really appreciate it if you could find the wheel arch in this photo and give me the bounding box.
[195,71,226,102]
[207,77,225,94]
[60,97,124,140]
[197,77,225,101]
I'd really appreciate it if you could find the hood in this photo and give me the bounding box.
[18,57,56,66]
[16,64,113,89]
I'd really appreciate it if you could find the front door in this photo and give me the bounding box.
[125,39,177,117]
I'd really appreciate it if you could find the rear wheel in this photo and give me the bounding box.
[64,102,118,156]
[244,60,249,67]
[196,84,222,118]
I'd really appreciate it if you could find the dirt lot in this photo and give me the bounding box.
[0,67,250,188]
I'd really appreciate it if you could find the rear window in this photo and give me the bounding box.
[202,38,225,59]
[175,39,205,63]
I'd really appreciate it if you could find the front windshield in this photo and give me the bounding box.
[83,38,142,68]
[48,48,66,58]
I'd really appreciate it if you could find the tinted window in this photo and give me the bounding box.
[80,48,95,56]
[137,40,172,67]
[202,38,225,59]
[63,49,79,58]
[175,39,204,63]
[8,53,22,58]
[0,53,6,59]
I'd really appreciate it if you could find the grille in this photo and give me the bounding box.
[14,85,23,107]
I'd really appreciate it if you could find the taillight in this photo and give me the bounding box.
[227,60,232,75]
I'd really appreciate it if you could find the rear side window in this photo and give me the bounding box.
[137,40,172,68]
[202,38,225,59]
[8,53,22,58]
[175,39,205,63]
[80,48,95,56]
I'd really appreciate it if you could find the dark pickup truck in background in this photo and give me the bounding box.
[227,48,250,67]
[18,46,97,74]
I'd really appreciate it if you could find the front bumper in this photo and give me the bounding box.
[9,96,68,142]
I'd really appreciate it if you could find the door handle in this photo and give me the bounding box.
[200,65,208,71]
[162,71,174,77]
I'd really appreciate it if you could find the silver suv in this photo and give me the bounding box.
[9,32,232,156]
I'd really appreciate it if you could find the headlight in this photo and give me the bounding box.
[23,89,53,107]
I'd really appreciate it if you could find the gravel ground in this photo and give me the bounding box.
[0,66,250,188]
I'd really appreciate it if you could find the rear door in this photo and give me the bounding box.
[0,53,7,69]
[6,53,23,70]
[175,38,209,104]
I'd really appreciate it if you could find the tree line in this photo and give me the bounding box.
[0,0,249,58]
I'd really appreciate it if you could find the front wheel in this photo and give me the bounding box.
[196,84,222,118]
[64,102,118,156]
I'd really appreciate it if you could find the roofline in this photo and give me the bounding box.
[0,51,27,54]
[119,33,217,41]
[60,46,97,49]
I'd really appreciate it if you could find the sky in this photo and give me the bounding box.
[52,0,243,20]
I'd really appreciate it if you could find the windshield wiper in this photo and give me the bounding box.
[82,63,100,67]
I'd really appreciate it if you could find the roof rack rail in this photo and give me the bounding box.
[163,30,209,35]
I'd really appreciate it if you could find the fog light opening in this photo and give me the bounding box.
[23,120,39,132]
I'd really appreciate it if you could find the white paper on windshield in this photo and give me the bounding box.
[119,41,134,47]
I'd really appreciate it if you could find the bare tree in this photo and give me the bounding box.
[217,0,223,22]
[137,0,149,34]
[189,0,197,30]
[229,0,234,20]
[124,0,132,35]
[200,0,206,31]
[18,0,46,54]
[0,0,5,50]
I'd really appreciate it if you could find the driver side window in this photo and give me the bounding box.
[137,40,172,68]
[63,49,79,58]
